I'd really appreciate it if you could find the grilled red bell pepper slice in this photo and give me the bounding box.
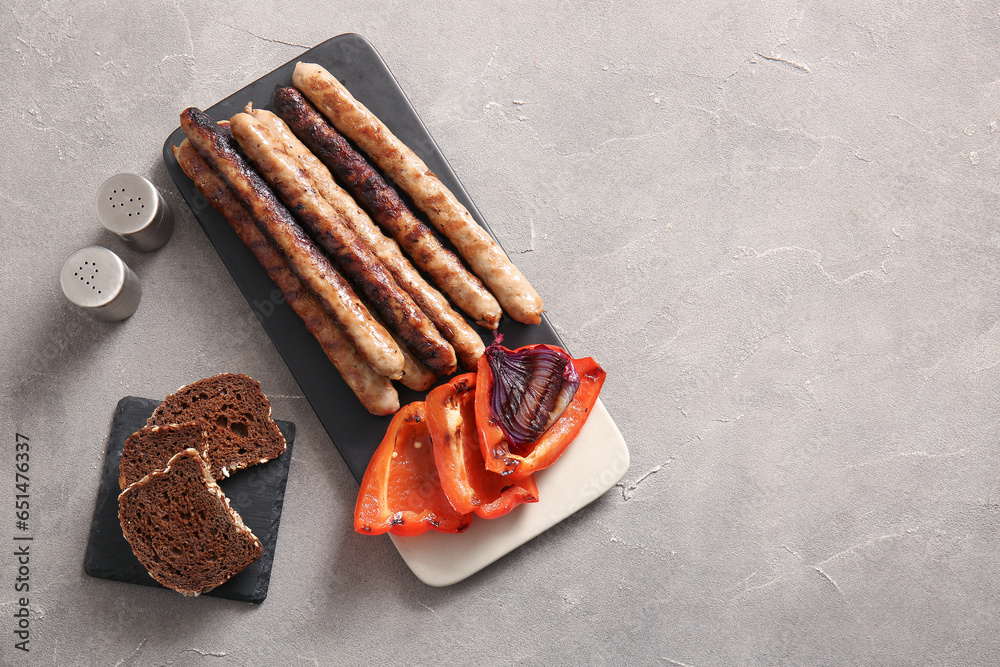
[426,373,539,519]
[354,402,471,536]
[476,346,606,480]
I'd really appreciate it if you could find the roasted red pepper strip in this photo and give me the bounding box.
[476,347,606,480]
[426,373,539,519]
[354,402,471,536]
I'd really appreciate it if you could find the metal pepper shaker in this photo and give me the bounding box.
[96,173,173,252]
[60,246,142,322]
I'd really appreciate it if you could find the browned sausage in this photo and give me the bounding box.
[291,62,544,325]
[388,331,437,391]
[228,111,457,376]
[250,107,443,387]
[249,103,486,371]
[179,107,404,380]
[272,87,502,332]
[173,139,400,415]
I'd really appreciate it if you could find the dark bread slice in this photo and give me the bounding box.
[118,448,262,596]
[147,373,286,479]
[119,422,209,491]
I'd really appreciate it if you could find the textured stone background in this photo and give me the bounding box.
[3,1,1000,664]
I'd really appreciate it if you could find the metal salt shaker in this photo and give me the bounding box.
[96,173,173,252]
[60,246,142,322]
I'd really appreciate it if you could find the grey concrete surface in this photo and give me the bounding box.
[2,1,999,664]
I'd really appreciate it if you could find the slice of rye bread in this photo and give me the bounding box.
[118,448,262,596]
[147,373,286,479]
[119,421,209,491]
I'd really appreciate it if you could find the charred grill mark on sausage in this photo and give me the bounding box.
[291,63,543,325]
[173,139,400,415]
[273,86,503,331]
[228,112,457,376]
[257,100,486,370]
[179,107,405,380]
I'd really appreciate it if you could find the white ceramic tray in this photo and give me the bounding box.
[392,400,629,586]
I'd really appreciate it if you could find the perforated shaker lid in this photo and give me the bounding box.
[60,246,141,322]
[96,174,173,252]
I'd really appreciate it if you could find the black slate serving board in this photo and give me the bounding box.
[84,396,295,603]
[161,33,566,484]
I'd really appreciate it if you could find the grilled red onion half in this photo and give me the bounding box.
[484,335,580,452]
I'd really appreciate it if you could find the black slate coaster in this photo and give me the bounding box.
[84,396,295,603]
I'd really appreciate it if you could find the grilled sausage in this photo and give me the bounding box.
[389,331,438,392]
[173,139,399,415]
[291,62,544,325]
[179,107,405,380]
[249,102,485,371]
[228,111,457,376]
[272,87,502,331]
[250,106,442,387]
